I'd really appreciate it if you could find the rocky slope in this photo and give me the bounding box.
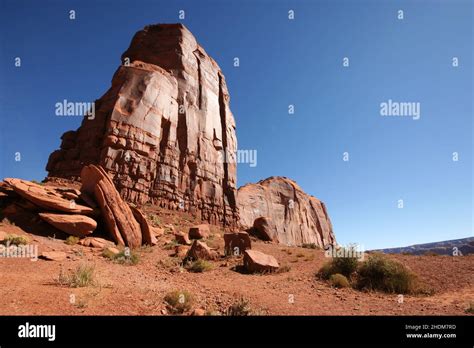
[46,24,239,227]
[238,177,335,247]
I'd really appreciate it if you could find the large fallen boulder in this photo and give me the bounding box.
[243,250,279,273]
[3,178,93,215]
[39,213,96,237]
[130,206,157,246]
[185,240,218,261]
[238,177,336,247]
[80,165,142,248]
[224,231,251,256]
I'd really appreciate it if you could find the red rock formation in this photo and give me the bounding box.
[46,24,238,227]
[81,165,142,248]
[243,250,279,273]
[238,177,336,247]
[38,213,97,237]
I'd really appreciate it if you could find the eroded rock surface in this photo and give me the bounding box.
[46,24,239,227]
[238,177,336,247]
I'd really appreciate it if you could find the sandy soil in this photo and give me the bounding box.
[0,206,473,316]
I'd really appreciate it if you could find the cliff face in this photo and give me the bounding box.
[238,177,336,247]
[46,24,239,226]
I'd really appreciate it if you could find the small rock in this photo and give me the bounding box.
[174,232,191,245]
[40,251,67,261]
[78,237,114,249]
[174,245,190,259]
[191,308,206,316]
[189,224,210,239]
[104,246,120,256]
[186,240,218,261]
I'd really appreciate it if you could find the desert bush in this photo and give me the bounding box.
[2,234,28,246]
[329,273,350,288]
[465,302,474,314]
[164,240,179,250]
[185,259,213,273]
[148,214,161,226]
[156,257,183,272]
[225,297,252,316]
[356,253,418,294]
[65,236,79,245]
[164,290,193,314]
[103,248,140,265]
[57,264,95,288]
[317,251,359,279]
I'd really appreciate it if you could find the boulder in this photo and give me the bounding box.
[174,245,191,259]
[252,217,276,242]
[78,237,114,249]
[38,213,96,237]
[185,240,218,261]
[46,24,239,227]
[103,246,120,256]
[153,227,165,237]
[130,206,157,246]
[3,178,93,214]
[81,165,142,248]
[224,232,251,256]
[189,224,210,240]
[243,250,279,273]
[238,177,336,247]
[174,232,191,245]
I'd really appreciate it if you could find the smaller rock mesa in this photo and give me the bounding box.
[238,176,336,248]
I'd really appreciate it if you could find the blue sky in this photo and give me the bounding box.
[0,0,472,249]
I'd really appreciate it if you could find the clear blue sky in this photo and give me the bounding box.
[0,0,472,249]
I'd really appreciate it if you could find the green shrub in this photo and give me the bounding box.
[318,253,359,279]
[65,236,79,245]
[356,253,418,294]
[185,259,213,273]
[329,273,350,288]
[2,234,28,246]
[57,264,95,288]
[103,248,140,265]
[164,290,193,314]
[226,297,252,316]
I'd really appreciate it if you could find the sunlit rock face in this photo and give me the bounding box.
[47,24,239,226]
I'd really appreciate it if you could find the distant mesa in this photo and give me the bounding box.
[371,237,474,256]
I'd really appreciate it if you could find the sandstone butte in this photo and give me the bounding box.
[46,23,239,228]
[44,23,336,248]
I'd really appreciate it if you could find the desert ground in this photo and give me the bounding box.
[1,205,472,316]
